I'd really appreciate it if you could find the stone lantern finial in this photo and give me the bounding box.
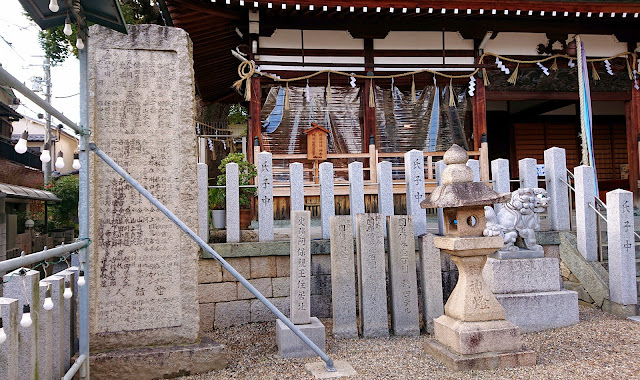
[441,144,473,185]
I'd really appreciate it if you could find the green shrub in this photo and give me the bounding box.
[45,175,79,230]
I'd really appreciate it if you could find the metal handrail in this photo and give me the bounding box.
[90,143,337,372]
[0,240,87,273]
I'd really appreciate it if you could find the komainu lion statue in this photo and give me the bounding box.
[483,188,550,252]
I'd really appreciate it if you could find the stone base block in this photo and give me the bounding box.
[489,249,544,260]
[484,257,560,294]
[305,360,358,378]
[433,315,522,355]
[276,317,326,358]
[90,337,227,380]
[602,299,639,318]
[496,290,579,332]
[424,338,536,371]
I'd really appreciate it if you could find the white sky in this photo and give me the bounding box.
[0,0,80,129]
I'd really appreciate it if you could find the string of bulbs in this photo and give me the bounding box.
[0,250,86,345]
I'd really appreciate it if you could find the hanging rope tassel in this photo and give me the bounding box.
[507,63,520,85]
[369,80,375,108]
[411,75,416,103]
[551,58,558,71]
[627,57,634,80]
[284,83,290,110]
[482,68,490,86]
[232,60,255,101]
[591,63,601,81]
[448,79,456,107]
[327,75,332,101]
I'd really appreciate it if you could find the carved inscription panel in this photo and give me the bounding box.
[93,48,183,332]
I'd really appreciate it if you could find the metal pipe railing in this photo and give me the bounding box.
[62,354,86,380]
[0,64,81,134]
[89,143,337,372]
[0,240,86,273]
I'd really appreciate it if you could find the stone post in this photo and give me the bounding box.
[377,161,394,236]
[58,270,76,371]
[226,163,240,243]
[330,216,358,338]
[319,162,335,239]
[574,166,597,262]
[435,160,447,235]
[404,150,427,236]
[544,147,570,231]
[419,234,444,334]
[491,159,510,212]
[289,163,304,212]
[3,269,39,380]
[606,189,638,307]
[37,281,53,380]
[467,159,480,182]
[348,162,365,235]
[289,210,311,324]
[387,215,420,336]
[0,297,18,380]
[356,214,389,337]
[197,163,209,242]
[276,210,325,357]
[42,275,65,379]
[257,151,274,241]
[519,158,538,189]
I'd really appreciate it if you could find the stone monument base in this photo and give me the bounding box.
[489,249,544,260]
[484,257,579,332]
[90,337,227,379]
[276,317,326,358]
[433,315,522,355]
[424,339,536,371]
[496,291,579,332]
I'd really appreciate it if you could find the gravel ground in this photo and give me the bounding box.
[181,305,640,380]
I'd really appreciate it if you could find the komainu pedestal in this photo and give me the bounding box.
[421,145,536,370]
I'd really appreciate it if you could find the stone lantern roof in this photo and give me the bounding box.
[421,144,510,209]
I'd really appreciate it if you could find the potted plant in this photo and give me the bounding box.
[216,152,256,229]
[209,187,226,229]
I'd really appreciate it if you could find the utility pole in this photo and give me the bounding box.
[43,56,52,183]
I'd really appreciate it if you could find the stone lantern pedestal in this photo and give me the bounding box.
[421,145,536,370]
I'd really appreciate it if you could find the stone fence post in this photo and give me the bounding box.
[226,163,240,243]
[405,150,427,236]
[544,147,570,231]
[574,166,597,261]
[606,189,638,311]
[319,162,335,239]
[519,158,538,189]
[348,162,365,236]
[257,152,274,241]
[377,161,394,236]
[435,160,446,235]
[491,158,510,212]
[197,163,208,242]
[289,163,304,212]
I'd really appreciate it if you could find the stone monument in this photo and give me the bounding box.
[88,24,226,378]
[421,144,535,370]
[276,210,325,357]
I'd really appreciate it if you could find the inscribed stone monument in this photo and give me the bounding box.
[404,150,427,236]
[387,215,420,336]
[88,24,200,349]
[330,216,358,338]
[356,214,389,337]
[257,152,274,241]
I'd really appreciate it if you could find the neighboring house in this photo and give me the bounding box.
[12,116,79,175]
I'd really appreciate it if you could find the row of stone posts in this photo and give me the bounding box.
[0,266,79,380]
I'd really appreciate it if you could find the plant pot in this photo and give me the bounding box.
[240,209,251,229]
[211,210,226,229]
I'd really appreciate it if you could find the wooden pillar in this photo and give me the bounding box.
[626,87,640,204]
[248,75,261,165]
[472,77,487,151]
[363,38,375,152]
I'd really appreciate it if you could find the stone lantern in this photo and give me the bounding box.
[421,144,535,370]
